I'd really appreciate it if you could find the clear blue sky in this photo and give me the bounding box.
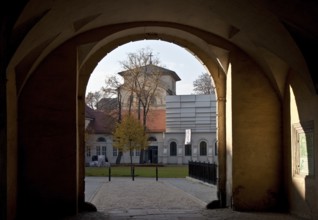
[86,40,208,95]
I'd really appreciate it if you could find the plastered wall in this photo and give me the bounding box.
[228,49,283,211]
[17,43,79,217]
[284,69,318,219]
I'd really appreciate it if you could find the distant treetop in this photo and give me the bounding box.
[193,72,215,95]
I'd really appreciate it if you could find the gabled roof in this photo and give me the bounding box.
[118,64,181,81]
[85,105,116,134]
[85,105,95,120]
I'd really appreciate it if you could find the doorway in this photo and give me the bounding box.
[146,146,158,164]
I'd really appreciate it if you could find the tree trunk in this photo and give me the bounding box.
[138,99,141,120]
[117,90,122,122]
[128,93,133,115]
[130,150,133,176]
[116,151,122,164]
[139,149,144,164]
[139,105,147,164]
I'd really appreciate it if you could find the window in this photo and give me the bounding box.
[185,145,191,156]
[293,121,315,177]
[97,137,106,142]
[200,141,207,156]
[113,148,118,157]
[135,149,140,156]
[102,146,106,156]
[215,142,218,156]
[96,146,101,155]
[86,146,91,157]
[148,136,157,142]
[130,150,134,156]
[170,141,177,156]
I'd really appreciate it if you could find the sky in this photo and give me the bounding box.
[86,40,208,95]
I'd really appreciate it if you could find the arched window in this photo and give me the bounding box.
[97,137,106,142]
[148,136,157,142]
[170,141,177,156]
[200,141,207,156]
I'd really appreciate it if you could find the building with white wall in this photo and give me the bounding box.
[85,64,217,165]
[162,94,217,164]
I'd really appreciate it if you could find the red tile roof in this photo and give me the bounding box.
[86,104,166,134]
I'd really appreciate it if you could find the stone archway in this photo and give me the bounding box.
[77,24,228,209]
[3,1,317,219]
[76,21,282,212]
[10,21,283,217]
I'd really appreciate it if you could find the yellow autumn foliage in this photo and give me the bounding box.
[112,115,148,153]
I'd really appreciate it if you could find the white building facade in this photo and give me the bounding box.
[161,94,217,164]
[85,64,217,165]
[85,93,217,165]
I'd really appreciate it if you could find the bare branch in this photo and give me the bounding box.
[193,72,215,95]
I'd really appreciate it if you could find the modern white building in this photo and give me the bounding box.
[162,94,217,164]
[85,64,217,165]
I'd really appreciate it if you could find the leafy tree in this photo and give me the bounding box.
[112,115,148,169]
[193,72,215,94]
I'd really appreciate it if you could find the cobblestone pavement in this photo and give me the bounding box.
[65,177,305,220]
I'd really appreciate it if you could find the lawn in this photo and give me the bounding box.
[85,165,188,178]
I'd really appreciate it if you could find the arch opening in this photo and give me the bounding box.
[81,38,222,212]
[2,1,316,219]
[9,19,289,217]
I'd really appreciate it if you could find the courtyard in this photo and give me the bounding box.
[69,177,304,220]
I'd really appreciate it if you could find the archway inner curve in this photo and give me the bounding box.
[78,25,229,99]
[78,25,228,210]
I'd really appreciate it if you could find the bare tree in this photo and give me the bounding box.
[87,48,164,164]
[85,91,102,109]
[193,72,215,94]
[100,75,125,164]
[101,76,123,121]
[119,47,163,163]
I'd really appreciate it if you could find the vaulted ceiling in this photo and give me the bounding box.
[5,0,318,95]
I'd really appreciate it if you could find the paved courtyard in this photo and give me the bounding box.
[88,177,216,212]
[65,177,305,220]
